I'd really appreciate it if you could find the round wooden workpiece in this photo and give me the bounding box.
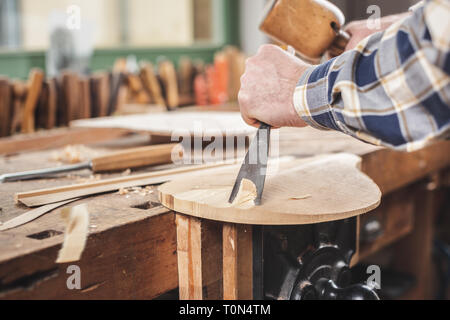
[158,154,381,225]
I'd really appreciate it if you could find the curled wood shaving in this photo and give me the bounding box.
[231,178,257,208]
[56,204,90,264]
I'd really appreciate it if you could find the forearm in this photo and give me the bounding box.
[293,0,450,151]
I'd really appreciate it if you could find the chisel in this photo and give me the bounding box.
[0,143,183,183]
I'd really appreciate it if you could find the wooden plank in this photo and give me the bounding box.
[159,154,381,225]
[176,214,222,300]
[15,161,234,207]
[22,69,44,133]
[222,224,238,300]
[0,207,178,300]
[0,127,130,155]
[223,223,252,300]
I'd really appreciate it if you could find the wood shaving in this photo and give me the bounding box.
[121,169,131,176]
[290,195,312,200]
[231,178,257,207]
[50,145,98,164]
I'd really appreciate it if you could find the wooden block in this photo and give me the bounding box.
[78,77,91,119]
[178,57,194,97]
[107,72,126,115]
[127,74,150,104]
[140,62,165,106]
[46,79,58,129]
[176,214,223,300]
[61,71,80,124]
[10,80,27,135]
[90,73,110,118]
[22,69,44,133]
[224,46,246,101]
[0,78,12,137]
[35,80,49,130]
[159,60,179,109]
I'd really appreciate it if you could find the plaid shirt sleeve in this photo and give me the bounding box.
[293,0,450,151]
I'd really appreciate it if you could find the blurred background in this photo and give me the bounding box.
[0,0,418,78]
[0,0,420,135]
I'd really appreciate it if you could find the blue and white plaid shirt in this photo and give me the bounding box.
[293,0,450,151]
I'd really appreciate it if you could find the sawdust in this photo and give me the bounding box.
[118,186,154,196]
[50,145,100,164]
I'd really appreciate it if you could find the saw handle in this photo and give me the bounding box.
[91,143,184,172]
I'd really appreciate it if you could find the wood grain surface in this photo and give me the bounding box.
[159,154,382,225]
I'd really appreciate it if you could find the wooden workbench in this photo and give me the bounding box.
[0,125,448,300]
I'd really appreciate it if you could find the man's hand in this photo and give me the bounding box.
[239,45,310,128]
[344,13,410,51]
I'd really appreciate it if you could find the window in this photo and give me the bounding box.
[0,0,217,50]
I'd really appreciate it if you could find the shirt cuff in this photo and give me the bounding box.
[292,62,340,131]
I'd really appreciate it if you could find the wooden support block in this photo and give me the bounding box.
[223,224,253,300]
[0,78,12,137]
[22,69,44,133]
[392,182,437,300]
[176,214,223,300]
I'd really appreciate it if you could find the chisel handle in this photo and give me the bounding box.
[91,143,183,172]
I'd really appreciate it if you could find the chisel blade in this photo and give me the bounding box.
[228,123,271,206]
